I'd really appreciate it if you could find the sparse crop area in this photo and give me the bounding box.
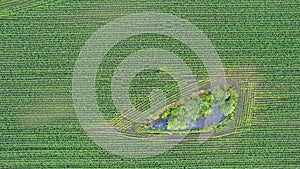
[125,84,238,134]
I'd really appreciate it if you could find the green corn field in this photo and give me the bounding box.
[0,1,299,168]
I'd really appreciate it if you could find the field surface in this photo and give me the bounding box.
[0,0,299,168]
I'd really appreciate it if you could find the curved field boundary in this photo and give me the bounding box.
[184,78,255,139]
[112,79,243,136]
[213,79,254,137]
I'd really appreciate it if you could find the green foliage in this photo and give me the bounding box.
[183,98,199,122]
[211,85,230,105]
[144,83,238,132]
[198,96,212,117]
[160,103,181,118]
[167,107,186,130]
[221,102,235,116]
[212,84,238,116]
